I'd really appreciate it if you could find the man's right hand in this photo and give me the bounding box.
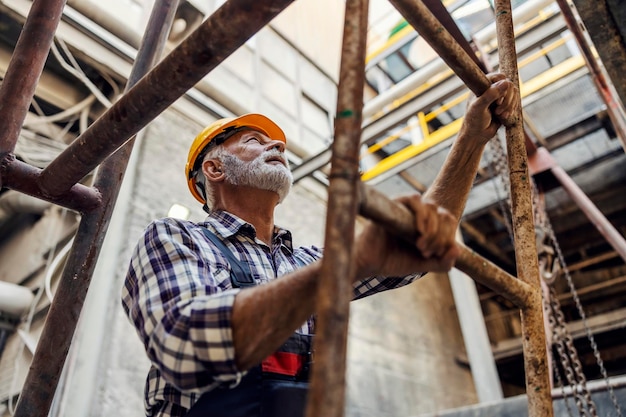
[353,193,460,280]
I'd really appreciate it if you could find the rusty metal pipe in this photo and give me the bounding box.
[550,163,626,263]
[13,2,180,416]
[389,0,516,127]
[0,0,67,158]
[494,1,553,416]
[422,0,486,72]
[359,184,534,308]
[388,0,490,95]
[305,1,369,417]
[38,0,295,197]
[555,0,626,149]
[0,155,101,213]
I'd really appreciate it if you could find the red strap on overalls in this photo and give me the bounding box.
[262,352,305,376]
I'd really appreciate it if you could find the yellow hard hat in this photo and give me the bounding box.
[185,113,286,203]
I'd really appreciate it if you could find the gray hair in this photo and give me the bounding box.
[195,145,227,213]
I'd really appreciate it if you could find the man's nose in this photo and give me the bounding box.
[266,139,285,153]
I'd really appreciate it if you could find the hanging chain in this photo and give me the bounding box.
[546,284,598,417]
[542,212,624,417]
[550,335,578,417]
[487,135,623,417]
[486,134,514,240]
[534,183,599,417]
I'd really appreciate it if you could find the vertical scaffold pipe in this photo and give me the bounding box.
[305,1,368,416]
[0,0,66,166]
[13,2,179,417]
[494,1,553,416]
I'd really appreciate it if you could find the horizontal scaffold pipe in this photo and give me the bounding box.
[38,0,295,197]
[1,156,101,213]
[358,183,534,309]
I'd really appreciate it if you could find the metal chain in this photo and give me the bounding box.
[547,284,598,417]
[487,132,622,416]
[533,183,599,417]
[486,135,514,239]
[543,298,581,417]
[543,214,624,417]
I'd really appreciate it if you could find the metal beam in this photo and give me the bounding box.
[555,0,626,150]
[571,0,626,124]
[493,2,552,415]
[305,1,369,416]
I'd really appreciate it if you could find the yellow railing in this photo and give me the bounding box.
[361,38,586,181]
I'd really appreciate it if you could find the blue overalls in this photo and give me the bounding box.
[185,229,313,417]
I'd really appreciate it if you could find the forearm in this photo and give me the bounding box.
[423,134,487,220]
[231,260,322,370]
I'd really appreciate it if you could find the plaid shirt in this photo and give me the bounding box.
[122,210,423,417]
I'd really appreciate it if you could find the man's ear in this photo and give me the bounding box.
[202,158,225,183]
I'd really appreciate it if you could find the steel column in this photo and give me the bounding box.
[555,0,626,149]
[38,0,295,197]
[494,1,552,416]
[305,1,368,416]
[0,0,67,183]
[13,2,180,416]
[0,0,67,153]
[571,0,626,133]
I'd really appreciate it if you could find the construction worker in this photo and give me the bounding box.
[122,73,518,417]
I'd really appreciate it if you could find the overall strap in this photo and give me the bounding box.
[200,228,256,288]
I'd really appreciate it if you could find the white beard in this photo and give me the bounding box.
[221,149,293,203]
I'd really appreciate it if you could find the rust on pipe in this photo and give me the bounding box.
[0,0,67,158]
[554,0,626,148]
[422,0,487,72]
[550,162,626,263]
[358,184,533,308]
[305,1,369,417]
[0,156,101,213]
[494,1,553,416]
[13,2,180,416]
[388,0,517,127]
[38,0,295,197]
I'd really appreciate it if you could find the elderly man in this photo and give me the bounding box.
[122,73,518,417]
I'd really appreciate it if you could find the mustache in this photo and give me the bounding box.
[261,149,287,166]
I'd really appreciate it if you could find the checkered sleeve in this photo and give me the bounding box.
[352,272,426,300]
[121,219,244,394]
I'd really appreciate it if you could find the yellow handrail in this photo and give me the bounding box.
[361,48,586,181]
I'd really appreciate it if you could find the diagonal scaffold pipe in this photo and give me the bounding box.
[37,0,296,197]
[305,1,369,416]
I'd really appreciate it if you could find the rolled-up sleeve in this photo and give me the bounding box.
[122,219,244,394]
[353,272,425,300]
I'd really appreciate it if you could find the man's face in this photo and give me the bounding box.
[218,129,292,202]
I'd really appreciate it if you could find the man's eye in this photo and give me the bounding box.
[246,137,261,143]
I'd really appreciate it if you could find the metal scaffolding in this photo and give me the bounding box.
[0,0,567,416]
